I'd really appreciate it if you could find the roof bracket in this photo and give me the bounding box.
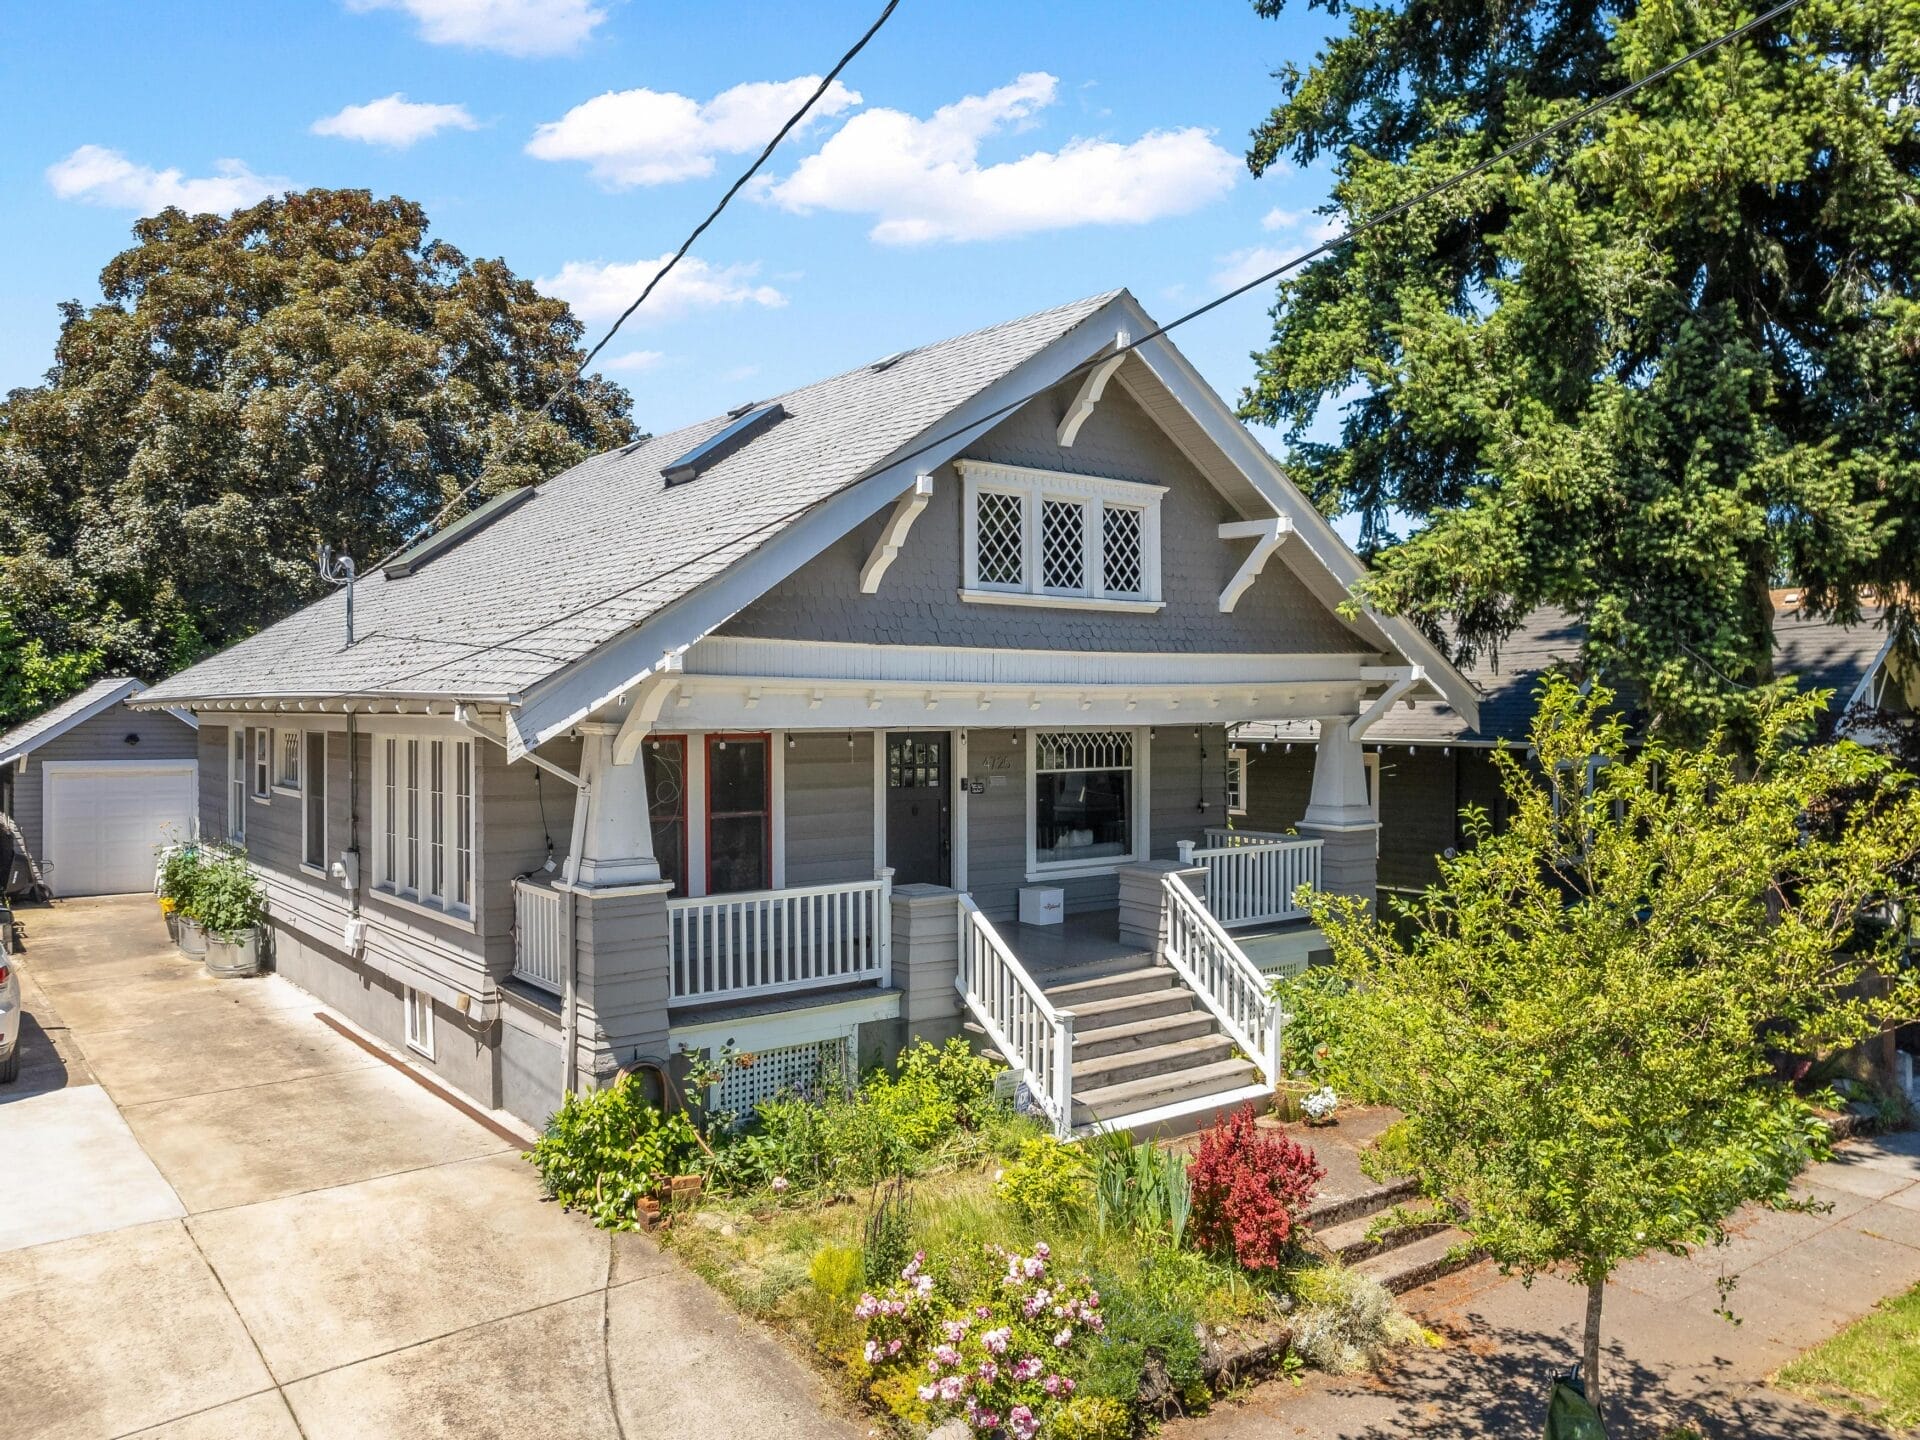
[1348,666,1424,741]
[1217,517,1293,613]
[1056,331,1130,447]
[859,473,934,594]
[610,653,686,765]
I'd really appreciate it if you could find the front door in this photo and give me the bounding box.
[885,732,950,887]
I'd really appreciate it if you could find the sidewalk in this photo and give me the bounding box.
[1172,1131,1920,1438]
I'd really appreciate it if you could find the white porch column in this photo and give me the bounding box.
[1297,714,1378,904]
[573,722,661,888]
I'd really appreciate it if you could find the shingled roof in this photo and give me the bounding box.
[0,677,154,767]
[140,292,1123,708]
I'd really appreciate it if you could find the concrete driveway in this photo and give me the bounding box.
[0,896,862,1440]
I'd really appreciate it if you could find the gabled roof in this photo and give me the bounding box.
[0,677,188,767]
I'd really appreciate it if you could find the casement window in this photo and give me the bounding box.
[228,730,247,843]
[302,732,328,872]
[403,986,434,1058]
[274,730,301,793]
[373,736,475,916]
[706,733,770,894]
[1226,747,1248,816]
[249,727,271,800]
[1030,730,1141,874]
[959,460,1165,611]
[643,735,688,897]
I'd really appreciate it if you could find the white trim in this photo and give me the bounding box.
[958,459,1168,502]
[366,884,479,934]
[685,730,709,897]
[770,729,787,890]
[871,736,886,875]
[669,988,900,1055]
[403,985,435,1059]
[1217,517,1292,614]
[859,473,934,594]
[1023,726,1150,882]
[227,729,247,843]
[1056,336,1129,447]
[952,727,970,893]
[301,729,329,874]
[370,733,476,921]
[271,727,302,795]
[957,590,1166,615]
[1226,746,1248,816]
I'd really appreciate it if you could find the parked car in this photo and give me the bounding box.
[0,956,18,1083]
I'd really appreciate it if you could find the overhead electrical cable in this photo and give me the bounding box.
[381,0,1810,688]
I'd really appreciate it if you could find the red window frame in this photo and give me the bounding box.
[642,734,689,896]
[704,731,772,894]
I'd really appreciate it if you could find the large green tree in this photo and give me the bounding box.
[1306,676,1920,1416]
[1243,0,1920,736]
[0,189,636,725]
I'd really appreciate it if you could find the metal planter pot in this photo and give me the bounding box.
[177,917,209,957]
[205,928,261,978]
[163,910,180,944]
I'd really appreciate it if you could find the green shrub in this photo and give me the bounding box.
[862,1177,917,1286]
[809,1245,864,1304]
[189,851,264,937]
[1049,1395,1133,1440]
[156,845,203,913]
[994,1136,1089,1223]
[1272,966,1354,1085]
[1088,1129,1191,1243]
[1078,1272,1207,1407]
[1288,1264,1416,1373]
[526,1076,702,1229]
[900,1036,1000,1124]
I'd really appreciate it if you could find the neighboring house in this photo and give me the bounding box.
[1233,595,1897,899]
[0,678,200,898]
[134,291,1478,1136]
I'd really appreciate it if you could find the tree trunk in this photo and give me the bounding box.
[1582,1276,1606,1420]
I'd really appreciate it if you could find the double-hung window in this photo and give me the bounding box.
[374,735,475,917]
[302,732,328,872]
[228,730,247,843]
[960,460,1164,611]
[274,730,301,793]
[1226,747,1249,816]
[1030,730,1142,875]
[249,727,271,800]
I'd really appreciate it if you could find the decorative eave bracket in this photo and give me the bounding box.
[611,651,686,765]
[1216,516,1294,613]
[1056,331,1130,447]
[859,473,935,594]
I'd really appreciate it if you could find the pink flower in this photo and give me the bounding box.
[1043,1374,1067,1396]
[1023,1255,1045,1279]
[966,1405,1000,1432]
[853,1295,878,1320]
[914,1274,935,1298]
[942,1319,971,1343]
[976,1359,999,1384]
[937,1375,965,1403]
[933,1345,962,1367]
[771,1176,790,1194]
[1053,1327,1073,1349]
[976,1305,992,1320]
[1012,1356,1044,1382]
[918,1383,938,1402]
[887,1338,903,1356]
[982,1326,1012,1355]
[862,1340,882,1364]
[1033,1242,1050,1260]
[1008,1405,1040,1440]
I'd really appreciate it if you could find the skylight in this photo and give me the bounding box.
[661,402,787,486]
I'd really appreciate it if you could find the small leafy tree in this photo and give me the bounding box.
[1308,676,1920,1416]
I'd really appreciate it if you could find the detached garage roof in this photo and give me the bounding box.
[0,678,192,768]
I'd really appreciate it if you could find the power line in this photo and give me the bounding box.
[380,0,1809,690]
[363,0,902,576]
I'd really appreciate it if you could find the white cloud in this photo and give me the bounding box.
[766,72,1239,245]
[343,0,605,57]
[312,93,479,148]
[537,255,787,325]
[1211,246,1289,292]
[45,145,284,213]
[1261,205,1343,245]
[603,348,665,372]
[527,77,861,187]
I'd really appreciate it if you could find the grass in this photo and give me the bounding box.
[1777,1279,1920,1430]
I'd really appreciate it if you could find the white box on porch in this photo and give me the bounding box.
[1018,885,1064,926]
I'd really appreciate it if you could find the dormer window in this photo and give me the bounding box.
[958,460,1165,612]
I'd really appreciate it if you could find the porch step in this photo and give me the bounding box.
[1060,987,1198,1032]
[1071,1057,1259,1129]
[1350,1226,1481,1294]
[1314,1212,1454,1266]
[1043,966,1175,1007]
[1070,1034,1236,1090]
[1068,1010,1218,1060]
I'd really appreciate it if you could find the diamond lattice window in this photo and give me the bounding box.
[1041,499,1084,591]
[1035,730,1135,773]
[975,491,1025,587]
[713,1038,851,1120]
[1102,506,1143,595]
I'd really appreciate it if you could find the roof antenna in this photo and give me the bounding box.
[319,545,357,647]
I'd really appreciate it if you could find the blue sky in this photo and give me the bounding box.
[1,1,1349,469]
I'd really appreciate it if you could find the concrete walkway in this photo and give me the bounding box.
[1173,1130,1920,1438]
[0,896,862,1440]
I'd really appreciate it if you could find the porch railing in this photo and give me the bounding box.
[669,872,893,1005]
[955,895,1075,1140]
[1177,832,1323,928]
[512,877,569,995]
[1161,871,1281,1087]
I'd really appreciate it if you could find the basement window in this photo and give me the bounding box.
[959,460,1164,611]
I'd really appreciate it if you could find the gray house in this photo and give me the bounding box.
[0,677,199,898]
[136,291,1477,1135]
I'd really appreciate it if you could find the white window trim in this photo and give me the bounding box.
[272,728,302,795]
[249,727,272,803]
[1226,747,1248,816]
[228,730,247,842]
[1364,750,1382,857]
[300,731,328,878]
[371,734,475,921]
[403,986,435,1059]
[959,460,1166,613]
[1023,726,1152,882]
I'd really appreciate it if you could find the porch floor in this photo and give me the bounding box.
[1001,910,1154,978]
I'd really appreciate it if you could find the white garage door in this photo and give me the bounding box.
[43,763,197,897]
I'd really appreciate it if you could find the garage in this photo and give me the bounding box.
[41,762,197,897]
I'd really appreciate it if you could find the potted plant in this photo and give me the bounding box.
[197,852,265,977]
[156,844,202,947]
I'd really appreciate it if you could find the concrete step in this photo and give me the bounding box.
[1043,967,1175,1007]
[1304,1173,1421,1232]
[1071,1033,1236,1090]
[1071,1058,1259,1129]
[1068,1009,1218,1060]
[1061,986,1198,1032]
[1350,1227,1481,1294]
[1313,1210,1454,1265]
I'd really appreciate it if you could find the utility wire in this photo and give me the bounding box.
[381,0,1808,688]
[363,0,902,576]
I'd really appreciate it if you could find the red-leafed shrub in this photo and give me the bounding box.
[1187,1106,1325,1270]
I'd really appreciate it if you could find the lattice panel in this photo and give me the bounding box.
[714,1038,851,1118]
[1041,499,1085,591]
[1102,505,1143,595]
[975,490,1025,586]
[1035,730,1135,773]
